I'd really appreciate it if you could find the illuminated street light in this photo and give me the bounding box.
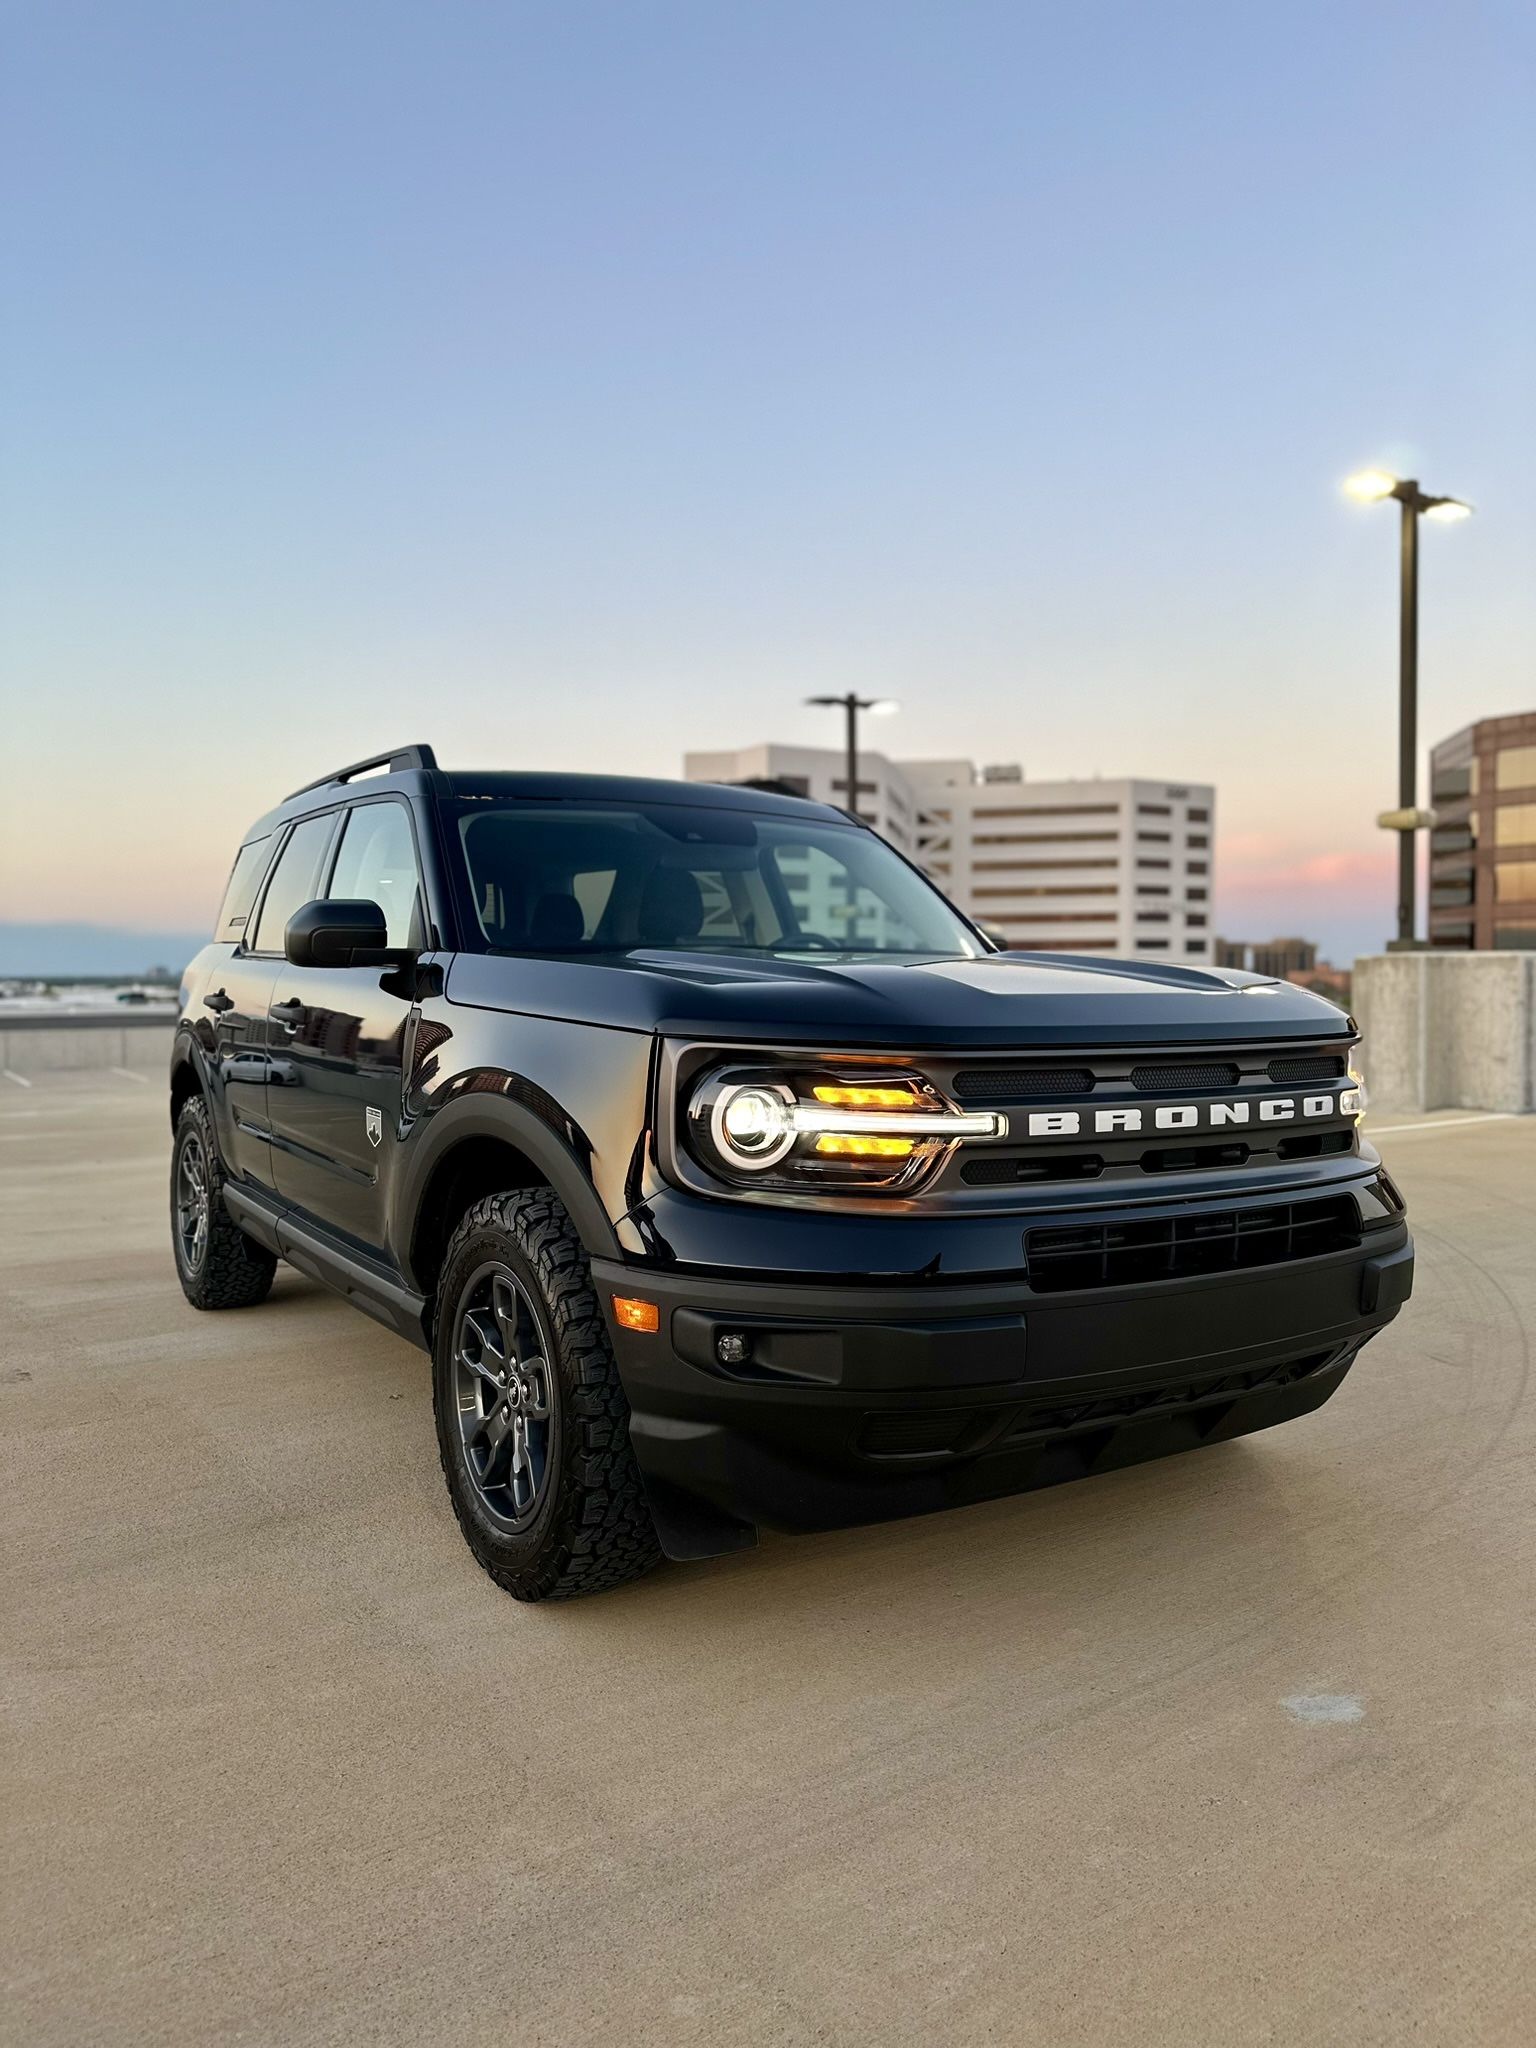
[1423,499,1473,524]
[805,693,899,821]
[1343,468,1474,945]
[1343,469,1399,502]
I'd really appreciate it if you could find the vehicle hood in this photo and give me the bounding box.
[444,948,1351,1049]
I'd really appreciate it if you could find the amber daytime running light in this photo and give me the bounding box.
[688,1067,1007,1189]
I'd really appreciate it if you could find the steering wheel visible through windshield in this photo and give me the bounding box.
[450,800,984,959]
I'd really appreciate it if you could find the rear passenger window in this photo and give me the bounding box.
[249,815,337,953]
[215,837,272,942]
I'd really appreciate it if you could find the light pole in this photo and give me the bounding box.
[804,692,899,822]
[1344,469,1472,946]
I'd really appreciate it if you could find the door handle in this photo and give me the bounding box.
[268,998,305,1033]
[203,989,234,1014]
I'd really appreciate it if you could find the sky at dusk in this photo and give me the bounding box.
[2,0,1533,966]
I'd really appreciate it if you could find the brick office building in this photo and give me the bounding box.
[1428,712,1536,950]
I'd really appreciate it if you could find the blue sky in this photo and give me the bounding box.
[2,0,1532,962]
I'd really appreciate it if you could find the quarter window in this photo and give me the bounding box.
[215,837,272,941]
[249,815,337,954]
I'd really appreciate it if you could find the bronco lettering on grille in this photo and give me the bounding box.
[1025,1091,1353,1138]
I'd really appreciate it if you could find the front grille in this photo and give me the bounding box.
[953,1065,1092,1101]
[1269,1053,1347,1084]
[1129,1061,1239,1092]
[937,1038,1357,1192]
[1024,1195,1360,1293]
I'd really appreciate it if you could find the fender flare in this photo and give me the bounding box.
[169,1027,212,1119]
[396,1087,623,1283]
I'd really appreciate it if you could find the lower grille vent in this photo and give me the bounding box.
[962,1152,1104,1186]
[860,1409,972,1459]
[1000,1350,1339,1443]
[1025,1195,1360,1294]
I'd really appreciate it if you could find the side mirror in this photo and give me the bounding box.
[284,898,391,968]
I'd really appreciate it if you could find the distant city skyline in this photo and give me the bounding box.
[3,3,1532,968]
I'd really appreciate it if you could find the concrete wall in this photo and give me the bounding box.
[0,1015,174,1076]
[1353,952,1536,1113]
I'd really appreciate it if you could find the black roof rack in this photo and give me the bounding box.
[720,776,815,801]
[284,744,439,802]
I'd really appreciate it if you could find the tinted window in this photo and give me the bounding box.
[328,802,424,948]
[453,802,980,957]
[249,815,336,953]
[215,837,272,941]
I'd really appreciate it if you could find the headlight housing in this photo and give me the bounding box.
[685,1062,1007,1193]
[1343,1043,1368,1120]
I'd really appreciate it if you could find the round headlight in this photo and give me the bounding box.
[709,1081,795,1169]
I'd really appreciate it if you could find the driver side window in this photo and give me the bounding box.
[328,801,426,949]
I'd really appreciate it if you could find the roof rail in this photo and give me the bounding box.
[721,776,816,801]
[284,744,439,802]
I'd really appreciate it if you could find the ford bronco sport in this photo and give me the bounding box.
[170,745,1413,1600]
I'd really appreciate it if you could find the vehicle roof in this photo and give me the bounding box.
[436,770,845,822]
[243,762,848,842]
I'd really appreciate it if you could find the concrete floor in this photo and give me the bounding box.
[4,1074,1534,2046]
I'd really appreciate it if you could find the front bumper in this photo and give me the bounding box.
[593,1206,1413,1558]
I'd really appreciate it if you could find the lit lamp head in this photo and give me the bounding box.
[1343,469,1399,502]
[1423,498,1473,524]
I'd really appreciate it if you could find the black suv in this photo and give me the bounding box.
[170,745,1413,1601]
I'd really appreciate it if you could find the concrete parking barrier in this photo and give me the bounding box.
[0,1013,175,1078]
[1353,951,1536,1113]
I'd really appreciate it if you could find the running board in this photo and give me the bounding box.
[222,1185,430,1351]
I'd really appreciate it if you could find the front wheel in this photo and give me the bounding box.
[432,1189,662,1601]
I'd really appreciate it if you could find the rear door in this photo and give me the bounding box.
[225,811,342,1191]
[200,834,282,1190]
[266,797,427,1256]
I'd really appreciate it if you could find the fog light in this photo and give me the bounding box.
[716,1331,751,1366]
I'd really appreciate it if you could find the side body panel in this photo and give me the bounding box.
[265,958,418,1255]
[387,994,657,1284]
[174,942,282,1193]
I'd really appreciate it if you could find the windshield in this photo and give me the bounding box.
[450,800,984,958]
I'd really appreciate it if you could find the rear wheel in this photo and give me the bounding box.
[170,1094,277,1309]
[433,1189,661,1601]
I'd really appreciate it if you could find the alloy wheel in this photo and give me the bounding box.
[452,1263,556,1532]
[175,1131,210,1273]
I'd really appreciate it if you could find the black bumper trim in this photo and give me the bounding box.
[593,1226,1413,1554]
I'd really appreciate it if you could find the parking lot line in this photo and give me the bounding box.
[2,1070,32,1088]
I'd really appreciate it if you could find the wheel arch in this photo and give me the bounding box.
[169,1036,207,1129]
[401,1094,622,1302]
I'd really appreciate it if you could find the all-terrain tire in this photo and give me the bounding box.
[170,1093,277,1309]
[433,1188,662,1602]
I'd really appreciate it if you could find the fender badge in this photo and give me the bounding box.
[365,1106,383,1147]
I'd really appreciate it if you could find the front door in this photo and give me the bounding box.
[266,798,427,1258]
